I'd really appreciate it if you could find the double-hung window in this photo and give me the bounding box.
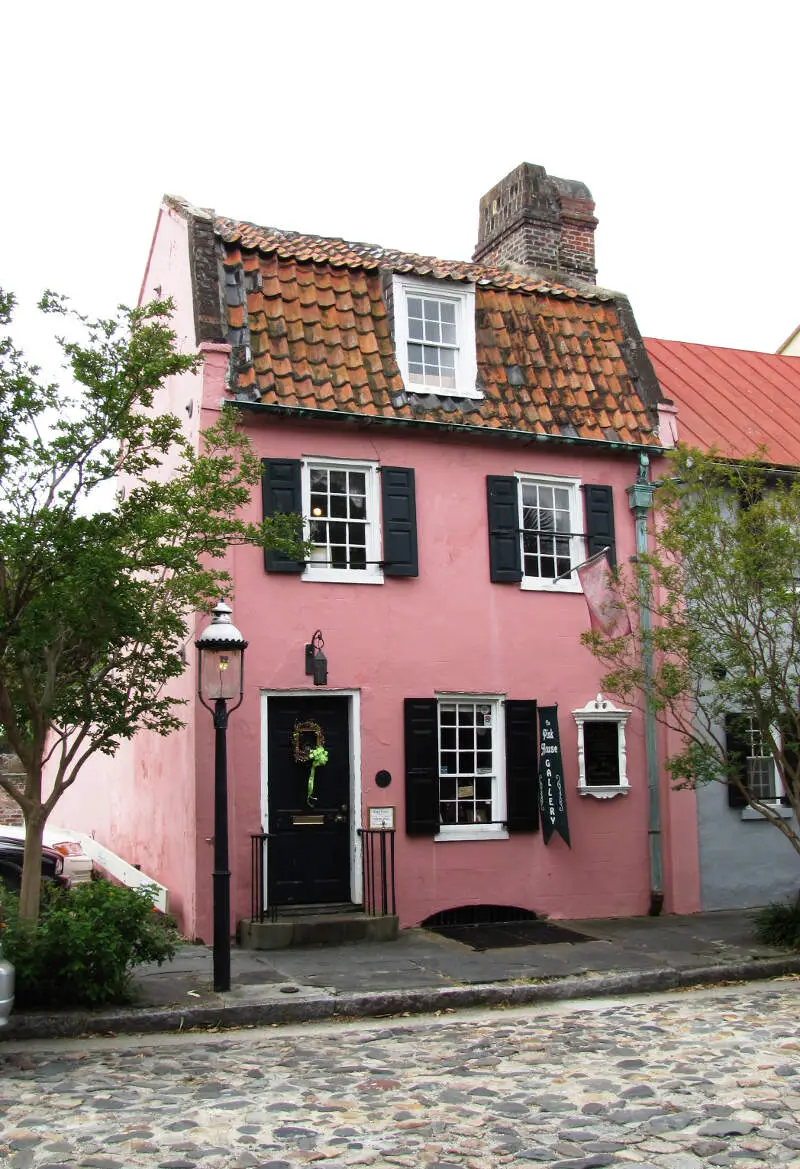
[437,697,505,838]
[304,459,381,582]
[261,458,418,581]
[725,712,793,816]
[392,276,479,399]
[519,474,584,592]
[487,476,616,590]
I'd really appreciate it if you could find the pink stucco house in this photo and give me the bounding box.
[55,163,700,942]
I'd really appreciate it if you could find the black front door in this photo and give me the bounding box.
[267,696,351,906]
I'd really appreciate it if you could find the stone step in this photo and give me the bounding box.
[238,912,399,950]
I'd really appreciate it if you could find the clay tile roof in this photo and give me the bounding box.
[204,207,663,447]
[645,337,800,467]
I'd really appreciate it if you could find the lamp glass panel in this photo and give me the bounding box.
[201,645,243,700]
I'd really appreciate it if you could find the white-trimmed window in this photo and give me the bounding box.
[303,457,383,584]
[573,694,631,798]
[393,276,479,399]
[725,713,791,814]
[519,474,584,593]
[436,695,507,840]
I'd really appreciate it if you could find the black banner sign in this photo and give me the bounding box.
[538,705,571,848]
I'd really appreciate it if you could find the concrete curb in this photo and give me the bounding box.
[3,954,800,1042]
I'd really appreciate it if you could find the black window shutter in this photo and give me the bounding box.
[725,713,750,808]
[404,698,439,836]
[505,700,539,832]
[487,476,522,582]
[381,467,418,577]
[261,458,304,573]
[584,484,617,567]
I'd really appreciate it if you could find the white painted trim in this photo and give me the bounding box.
[573,693,631,797]
[392,274,480,399]
[517,472,584,593]
[301,456,384,585]
[260,688,363,907]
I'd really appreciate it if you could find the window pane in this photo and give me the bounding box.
[350,547,366,570]
[349,494,366,519]
[310,468,327,491]
[554,488,570,510]
[331,545,347,567]
[329,522,347,544]
[330,494,347,518]
[349,472,365,493]
[425,320,441,343]
[440,349,455,370]
[440,751,456,774]
[440,705,456,724]
[309,521,327,542]
[329,470,346,493]
[310,493,327,517]
[458,727,474,749]
[584,722,620,785]
[441,302,456,323]
[476,776,492,800]
[440,776,458,800]
[409,317,424,340]
[458,750,473,773]
[349,523,366,546]
[408,297,422,318]
[441,322,456,345]
[423,299,439,320]
[440,802,457,824]
[441,727,456,750]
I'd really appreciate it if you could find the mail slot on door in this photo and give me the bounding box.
[292,814,325,826]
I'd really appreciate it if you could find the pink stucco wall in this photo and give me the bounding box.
[52,205,206,933]
[198,368,700,935]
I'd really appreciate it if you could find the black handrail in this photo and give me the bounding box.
[250,833,276,923]
[358,828,396,916]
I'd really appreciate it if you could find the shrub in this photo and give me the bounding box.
[0,878,179,1009]
[754,897,800,951]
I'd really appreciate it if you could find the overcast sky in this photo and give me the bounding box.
[3,1,799,363]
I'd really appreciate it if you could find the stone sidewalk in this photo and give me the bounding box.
[3,909,800,1041]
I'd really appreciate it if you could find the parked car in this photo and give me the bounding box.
[0,825,93,886]
[0,835,68,894]
[0,939,12,1026]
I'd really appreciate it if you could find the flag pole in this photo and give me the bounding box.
[552,546,610,584]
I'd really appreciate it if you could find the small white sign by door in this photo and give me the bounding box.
[368,806,395,830]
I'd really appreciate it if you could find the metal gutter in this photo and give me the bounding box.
[228,399,666,456]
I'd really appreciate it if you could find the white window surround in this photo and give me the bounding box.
[518,472,584,593]
[573,694,631,799]
[392,275,480,400]
[732,715,795,821]
[301,456,384,585]
[434,693,508,842]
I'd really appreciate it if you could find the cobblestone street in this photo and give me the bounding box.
[1,979,799,1168]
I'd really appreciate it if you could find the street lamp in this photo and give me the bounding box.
[195,599,248,992]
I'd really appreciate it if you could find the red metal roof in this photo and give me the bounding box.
[644,337,800,467]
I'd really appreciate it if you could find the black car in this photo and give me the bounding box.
[0,835,67,893]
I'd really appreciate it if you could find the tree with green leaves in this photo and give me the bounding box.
[0,290,304,920]
[583,446,800,860]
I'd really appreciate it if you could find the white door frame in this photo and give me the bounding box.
[260,688,363,906]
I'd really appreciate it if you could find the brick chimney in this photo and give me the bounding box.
[473,163,598,285]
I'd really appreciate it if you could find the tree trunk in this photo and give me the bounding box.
[19,808,46,921]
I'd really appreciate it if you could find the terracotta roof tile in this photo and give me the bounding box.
[212,215,660,446]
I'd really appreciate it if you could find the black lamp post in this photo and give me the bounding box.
[195,600,248,992]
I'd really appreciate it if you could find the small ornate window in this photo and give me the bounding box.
[573,694,630,799]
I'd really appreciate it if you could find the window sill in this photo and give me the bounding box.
[408,384,484,401]
[302,568,384,585]
[521,578,582,594]
[435,827,509,843]
[741,805,794,820]
[578,784,629,800]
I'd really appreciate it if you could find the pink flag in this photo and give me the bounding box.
[577,553,631,637]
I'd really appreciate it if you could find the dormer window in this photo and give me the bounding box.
[393,276,479,399]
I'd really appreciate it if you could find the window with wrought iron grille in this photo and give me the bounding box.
[518,474,584,592]
[436,697,507,838]
[393,276,479,399]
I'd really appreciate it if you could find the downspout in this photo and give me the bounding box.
[627,453,663,916]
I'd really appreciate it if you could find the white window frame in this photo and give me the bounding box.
[301,456,384,585]
[434,693,508,842]
[733,714,794,820]
[392,275,480,400]
[573,694,631,799]
[518,473,584,593]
